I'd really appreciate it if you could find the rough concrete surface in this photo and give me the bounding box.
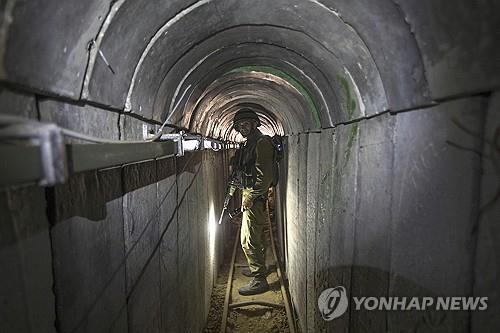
[50,168,128,333]
[0,0,498,332]
[3,0,111,98]
[0,186,55,333]
[284,98,492,332]
[0,87,37,118]
[471,92,500,332]
[39,99,120,142]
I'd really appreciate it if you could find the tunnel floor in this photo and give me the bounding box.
[204,208,291,333]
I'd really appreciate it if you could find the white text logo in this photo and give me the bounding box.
[319,286,489,321]
[353,296,488,311]
[318,286,349,321]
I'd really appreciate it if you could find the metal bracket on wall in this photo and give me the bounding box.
[159,133,184,156]
[0,122,68,187]
[0,116,232,188]
[0,128,177,188]
[160,133,231,154]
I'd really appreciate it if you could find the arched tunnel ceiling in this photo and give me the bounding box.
[89,0,392,135]
[2,0,500,138]
[187,71,305,140]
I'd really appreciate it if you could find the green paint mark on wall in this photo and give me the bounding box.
[337,75,357,120]
[229,66,321,127]
[343,122,359,169]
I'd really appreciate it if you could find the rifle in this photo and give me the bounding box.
[218,207,243,225]
[218,169,244,224]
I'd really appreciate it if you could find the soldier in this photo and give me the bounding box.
[232,108,274,296]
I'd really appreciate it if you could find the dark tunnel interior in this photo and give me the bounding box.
[1,0,499,332]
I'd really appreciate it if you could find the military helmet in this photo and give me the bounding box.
[232,108,261,126]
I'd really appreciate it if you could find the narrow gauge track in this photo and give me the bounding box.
[220,202,297,333]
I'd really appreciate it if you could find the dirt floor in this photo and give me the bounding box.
[204,202,291,333]
[204,260,229,333]
[225,232,290,333]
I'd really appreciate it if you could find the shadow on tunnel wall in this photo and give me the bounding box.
[0,149,229,332]
[49,158,178,224]
[46,150,203,223]
[283,99,500,333]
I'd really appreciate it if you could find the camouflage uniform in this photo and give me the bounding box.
[239,129,274,277]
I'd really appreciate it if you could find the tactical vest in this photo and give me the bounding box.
[236,133,279,189]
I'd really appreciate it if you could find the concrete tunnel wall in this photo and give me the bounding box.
[1,145,231,332]
[0,0,499,333]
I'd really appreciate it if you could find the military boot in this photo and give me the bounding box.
[238,277,269,296]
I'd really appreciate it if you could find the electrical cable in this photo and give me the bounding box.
[1,111,230,147]
[0,83,194,144]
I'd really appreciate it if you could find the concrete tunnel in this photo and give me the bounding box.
[0,0,499,332]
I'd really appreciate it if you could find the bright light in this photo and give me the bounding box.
[259,126,276,137]
[203,139,221,151]
[208,201,217,265]
[183,139,200,151]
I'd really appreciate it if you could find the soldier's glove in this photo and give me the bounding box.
[242,197,253,211]
[223,195,231,208]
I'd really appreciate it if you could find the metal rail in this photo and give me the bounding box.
[220,226,240,333]
[70,142,176,172]
[229,301,284,310]
[219,201,297,333]
[0,115,232,188]
[0,141,176,188]
[267,200,297,333]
